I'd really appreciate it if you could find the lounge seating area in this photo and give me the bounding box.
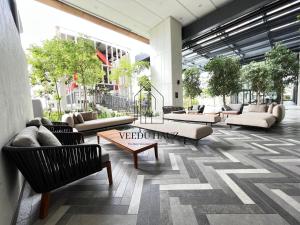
[2,0,300,225]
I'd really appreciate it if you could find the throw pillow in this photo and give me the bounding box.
[12,126,40,147]
[80,112,93,121]
[76,113,84,123]
[37,125,62,146]
[27,118,42,127]
[73,113,80,124]
[41,117,53,125]
[272,104,285,122]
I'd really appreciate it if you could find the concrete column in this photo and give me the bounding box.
[150,17,183,112]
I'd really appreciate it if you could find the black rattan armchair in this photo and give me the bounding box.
[3,132,112,219]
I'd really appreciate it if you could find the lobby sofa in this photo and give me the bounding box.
[62,112,135,132]
[225,104,285,128]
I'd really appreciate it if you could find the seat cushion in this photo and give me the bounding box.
[226,113,276,128]
[133,120,213,140]
[37,126,62,146]
[164,113,221,123]
[74,116,135,131]
[12,126,40,147]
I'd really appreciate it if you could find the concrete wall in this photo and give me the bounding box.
[150,17,183,109]
[0,0,33,224]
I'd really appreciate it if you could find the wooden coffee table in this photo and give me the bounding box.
[97,129,158,169]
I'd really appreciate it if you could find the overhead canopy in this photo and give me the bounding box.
[182,0,300,68]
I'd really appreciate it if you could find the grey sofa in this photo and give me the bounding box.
[133,120,213,143]
[62,112,135,132]
[225,104,285,128]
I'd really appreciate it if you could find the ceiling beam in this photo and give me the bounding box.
[35,0,150,44]
[182,0,278,42]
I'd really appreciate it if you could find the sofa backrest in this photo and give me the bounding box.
[80,112,97,121]
[247,104,267,113]
[228,104,243,113]
[162,106,184,114]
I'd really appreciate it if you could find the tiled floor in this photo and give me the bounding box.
[33,105,300,225]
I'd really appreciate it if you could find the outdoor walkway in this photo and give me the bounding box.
[34,104,300,225]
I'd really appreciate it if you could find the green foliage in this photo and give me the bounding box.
[28,38,71,114]
[138,75,151,91]
[43,111,62,122]
[242,62,271,104]
[111,58,150,86]
[265,43,299,103]
[204,56,241,106]
[183,67,202,106]
[65,38,105,111]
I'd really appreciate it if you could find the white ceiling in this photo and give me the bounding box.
[60,0,232,39]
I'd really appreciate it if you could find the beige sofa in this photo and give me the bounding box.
[164,113,221,125]
[225,104,285,128]
[62,112,135,132]
[133,120,213,142]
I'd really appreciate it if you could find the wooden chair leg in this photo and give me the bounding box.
[103,161,113,185]
[39,192,50,219]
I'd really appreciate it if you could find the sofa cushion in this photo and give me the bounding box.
[37,126,62,146]
[226,112,276,128]
[12,126,40,147]
[92,112,98,120]
[74,116,135,131]
[80,112,94,121]
[76,113,84,123]
[247,104,267,113]
[228,104,243,113]
[73,114,80,124]
[27,118,42,127]
[267,103,277,114]
[41,117,53,125]
[272,104,285,122]
[62,114,74,128]
[192,105,198,110]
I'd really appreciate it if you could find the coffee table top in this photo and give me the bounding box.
[97,129,157,153]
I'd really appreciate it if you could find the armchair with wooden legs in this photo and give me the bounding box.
[3,132,112,219]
